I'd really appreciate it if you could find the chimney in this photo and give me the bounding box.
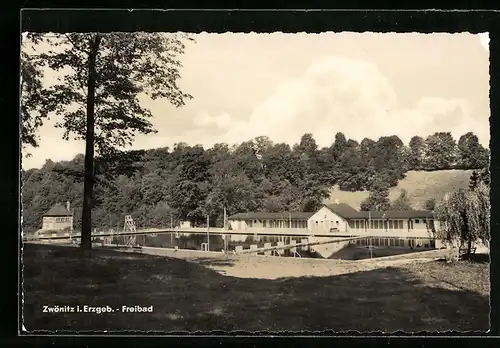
[334,199,340,204]
[66,201,71,211]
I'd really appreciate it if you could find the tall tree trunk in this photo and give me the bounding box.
[81,34,102,254]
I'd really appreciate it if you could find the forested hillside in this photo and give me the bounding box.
[22,131,489,233]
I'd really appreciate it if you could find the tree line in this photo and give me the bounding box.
[21,32,490,252]
[22,131,489,233]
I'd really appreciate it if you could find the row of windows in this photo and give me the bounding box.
[243,218,431,230]
[312,219,429,229]
[290,221,307,228]
[353,238,435,248]
[355,237,406,247]
[246,220,308,228]
[314,221,339,225]
[350,219,432,230]
[54,217,72,223]
[354,220,405,230]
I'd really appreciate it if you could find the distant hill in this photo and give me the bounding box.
[326,170,474,210]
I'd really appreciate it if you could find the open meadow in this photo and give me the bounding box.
[22,243,489,333]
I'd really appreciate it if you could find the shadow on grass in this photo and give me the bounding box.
[21,243,489,333]
[460,253,490,264]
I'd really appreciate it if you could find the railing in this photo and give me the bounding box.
[26,225,437,242]
[343,227,436,238]
[231,227,310,235]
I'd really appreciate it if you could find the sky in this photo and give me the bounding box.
[21,32,490,169]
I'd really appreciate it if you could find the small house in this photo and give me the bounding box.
[180,221,192,229]
[41,201,73,232]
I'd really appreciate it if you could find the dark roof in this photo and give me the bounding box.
[324,203,433,219]
[228,212,314,221]
[324,203,362,219]
[356,210,434,219]
[44,203,72,217]
[229,204,433,222]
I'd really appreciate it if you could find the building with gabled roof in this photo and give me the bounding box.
[322,203,361,219]
[228,201,438,248]
[229,211,314,222]
[228,211,314,231]
[44,203,72,217]
[41,201,74,232]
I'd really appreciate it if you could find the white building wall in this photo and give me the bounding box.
[42,217,53,231]
[307,207,348,234]
[180,221,192,228]
[346,218,435,239]
[42,216,73,231]
[229,218,308,232]
[229,220,248,231]
[408,218,434,238]
[347,227,435,238]
[228,208,440,245]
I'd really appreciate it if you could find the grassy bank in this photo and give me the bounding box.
[328,169,473,209]
[22,243,489,333]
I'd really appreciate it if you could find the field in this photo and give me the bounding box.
[22,243,489,333]
[327,169,473,209]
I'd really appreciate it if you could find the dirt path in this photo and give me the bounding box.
[192,255,443,279]
[162,248,448,279]
[38,243,447,280]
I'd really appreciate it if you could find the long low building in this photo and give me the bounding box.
[228,212,313,230]
[228,202,439,248]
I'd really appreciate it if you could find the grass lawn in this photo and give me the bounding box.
[22,243,489,333]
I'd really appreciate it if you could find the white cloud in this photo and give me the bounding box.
[22,39,489,170]
[199,55,489,147]
[193,112,232,130]
[22,135,85,168]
